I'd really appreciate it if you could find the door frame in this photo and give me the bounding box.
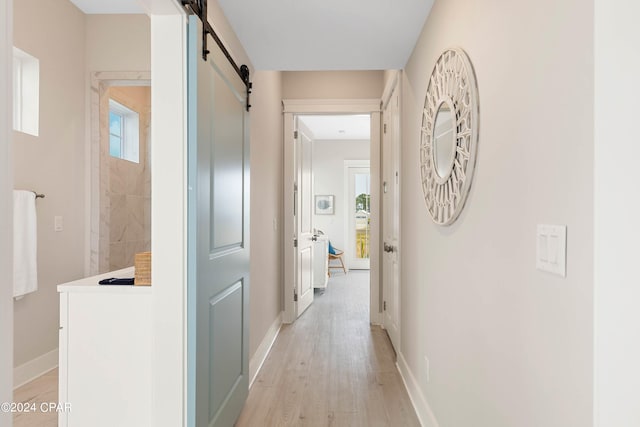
[87,72,151,275]
[283,99,382,325]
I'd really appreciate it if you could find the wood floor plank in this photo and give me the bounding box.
[237,271,420,427]
[13,368,59,427]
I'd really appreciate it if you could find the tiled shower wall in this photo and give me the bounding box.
[99,86,151,272]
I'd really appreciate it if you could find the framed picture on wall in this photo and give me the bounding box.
[315,195,335,215]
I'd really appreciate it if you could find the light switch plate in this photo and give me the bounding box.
[536,224,566,277]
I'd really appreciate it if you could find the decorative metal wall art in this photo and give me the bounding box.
[420,48,479,225]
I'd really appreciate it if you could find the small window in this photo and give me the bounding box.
[109,99,139,163]
[13,47,39,136]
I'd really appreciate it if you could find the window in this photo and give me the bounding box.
[13,47,39,136]
[109,99,139,163]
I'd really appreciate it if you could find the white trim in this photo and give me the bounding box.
[397,352,440,427]
[249,312,283,388]
[282,99,380,113]
[13,348,58,389]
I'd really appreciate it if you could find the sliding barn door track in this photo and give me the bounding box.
[182,0,252,111]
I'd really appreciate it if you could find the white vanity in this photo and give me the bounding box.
[57,267,152,427]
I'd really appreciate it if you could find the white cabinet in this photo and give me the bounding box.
[313,236,329,289]
[58,267,152,427]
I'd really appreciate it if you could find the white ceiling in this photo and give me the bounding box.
[69,0,434,71]
[69,0,145,14]
[299,115,370,141]
[218,0,434,70]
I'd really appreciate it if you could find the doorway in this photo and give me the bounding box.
[89,73,152,275]
[283,100,382,325]
[345,162,371,270]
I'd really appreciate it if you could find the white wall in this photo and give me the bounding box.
[13,0,86,370]
[594,1,640,425]
[1,0,14,423]
[149,10,187,426]
[400,0,593,425]
[313,140,370,252]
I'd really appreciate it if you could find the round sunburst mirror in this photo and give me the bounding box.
[420,48,479,226]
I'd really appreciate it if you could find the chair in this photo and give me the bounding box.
[327,241,347,276]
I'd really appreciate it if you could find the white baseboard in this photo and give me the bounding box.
[249,312,282,388]
[396,351,440,427]
[13,348,58,389]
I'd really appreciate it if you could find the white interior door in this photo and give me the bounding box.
[186,16,250,427]
[294,121,314,317]
[346,163,371,270]
[382,87,401,352]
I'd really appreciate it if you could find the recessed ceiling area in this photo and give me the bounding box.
[298,115,371,141]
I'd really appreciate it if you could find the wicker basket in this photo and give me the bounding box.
[134,252,151,286]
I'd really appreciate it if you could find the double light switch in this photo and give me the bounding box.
[536,224,566,277]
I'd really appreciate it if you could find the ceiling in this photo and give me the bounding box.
[219,0,434,71]
[298,115,370,141]
[70,0,145,14]
[70,0,434,71]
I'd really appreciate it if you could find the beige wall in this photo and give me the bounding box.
[400,0,594,425]
[85,15,151,72]
[249,70,284,357]
[13,0,86,368]
[1,0,14,415]
[282,71,384,99]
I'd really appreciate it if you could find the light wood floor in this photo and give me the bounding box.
[11,272,418,427]
[13,368,58,427]
[236,270,420,427]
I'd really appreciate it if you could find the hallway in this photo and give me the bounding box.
[237,271,419,426]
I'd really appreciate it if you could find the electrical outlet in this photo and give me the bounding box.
[273,218,277,231]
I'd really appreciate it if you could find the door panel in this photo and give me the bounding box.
[187,16,250,427]
[296,126,314,316]
[382,88,400,352]
[210,69,245,251]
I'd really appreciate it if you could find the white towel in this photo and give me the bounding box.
[13,190,38,298]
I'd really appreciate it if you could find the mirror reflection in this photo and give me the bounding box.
[432,101,456,179]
